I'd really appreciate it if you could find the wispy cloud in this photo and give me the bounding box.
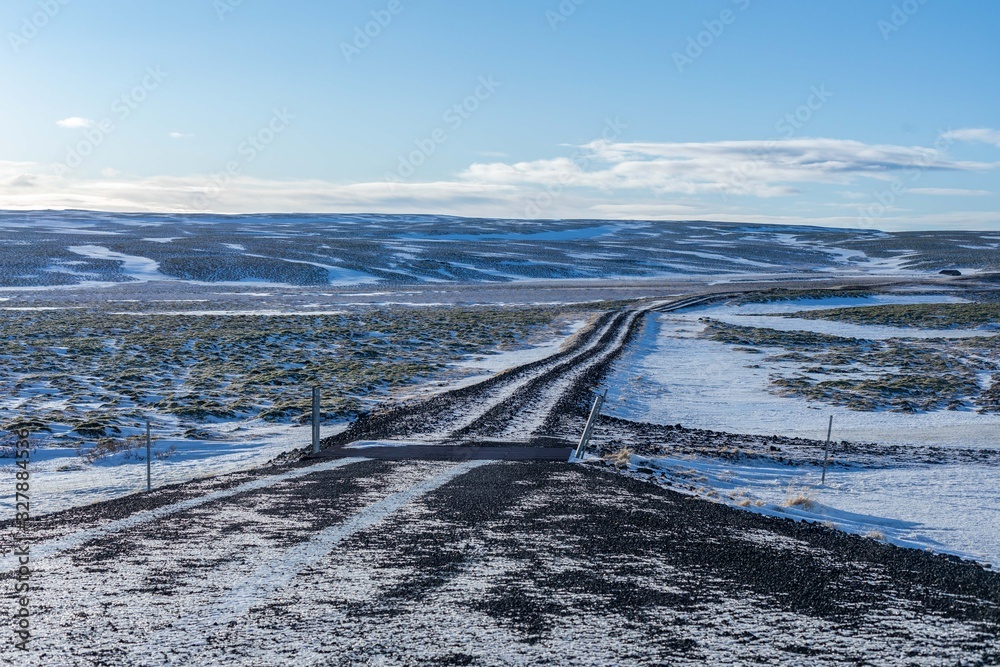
[457,138,997,199]
[6,174,36,188]
[168,131,194,139]
[909,188,992,196]
[942,128,1000,149]
[55,117,94,129]
[0,136,997,230]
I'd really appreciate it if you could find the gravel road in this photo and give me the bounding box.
[4,289,999,665]
[3,458,998,665]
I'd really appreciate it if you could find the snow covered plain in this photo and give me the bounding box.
[2,421,343,517]
[604,293,1000,446]
[1,210,1000,288]
[603,292,1000,567]
[0,310,588,517]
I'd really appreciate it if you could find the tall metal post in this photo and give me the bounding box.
[575,389,607,460]
[821,415,833,485]
[146,420,152,492]
[312,386,321,455]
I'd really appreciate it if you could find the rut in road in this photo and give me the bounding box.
[24,457,366,563]
[124,460,491,666]
[449,309,644,442]
[321,294,735,449]
[443,294,742,442]
[322,310,623,445]
[16,459,486,665]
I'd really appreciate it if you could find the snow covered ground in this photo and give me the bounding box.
[597,452,1000,567]
[0,318,588,517]
[0,421,345,517]
[603,293,1000,568]
[4,211,1000,288]
[66,245,168,281]
[605,294,1000,448]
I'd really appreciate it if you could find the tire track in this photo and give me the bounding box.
[18,459,487,665]
[322,311,621,444]
[451,310,642,441]
[322,293,745,448]
[23,457,366,564]
[134,460,492,666]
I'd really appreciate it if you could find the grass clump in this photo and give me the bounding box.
[782,486,817,511]
[703,319,999,413]
[75,435,147,464]
[605,446,634,468]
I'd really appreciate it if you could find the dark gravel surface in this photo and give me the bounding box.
[592,415,1000,469]
[6,458,998,665]
[314,444,574,461]
[321,311,622,447]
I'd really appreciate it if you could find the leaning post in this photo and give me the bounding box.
[146,420,152,492]
[312,386,321,455]
[821,415,833,485]
[575,389,608,460]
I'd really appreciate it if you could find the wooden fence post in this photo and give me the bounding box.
[821,415,833,485]
[312,387,321,455]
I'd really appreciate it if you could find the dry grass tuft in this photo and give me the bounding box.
[864,529,886,541]
[782,486,817,511]
[604,446,634,467]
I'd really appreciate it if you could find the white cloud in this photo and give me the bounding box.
[7,174,36,188]
[837,191,869,200]
[0,136,997,230]
[909,188,992,196]
[456,138,997,199]
[942,128,1000,149]
[55,117,95,129]
[168,131,193,139]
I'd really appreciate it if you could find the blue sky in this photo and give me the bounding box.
[0,0,997,228]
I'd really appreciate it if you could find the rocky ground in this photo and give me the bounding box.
[3,458,999,665]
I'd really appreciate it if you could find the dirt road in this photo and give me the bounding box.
[4,289,999,665]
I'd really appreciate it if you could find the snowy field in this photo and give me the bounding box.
[604,292,1000,567]
[0,314,588,517]
[1,211,999,288]
[3,421,344,517]
[605,294,1000,447]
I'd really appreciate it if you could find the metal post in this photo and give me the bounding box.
[146,421,152,492]
[574,389,607,460]
[312,386,321,455]
[821,415,833,485]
